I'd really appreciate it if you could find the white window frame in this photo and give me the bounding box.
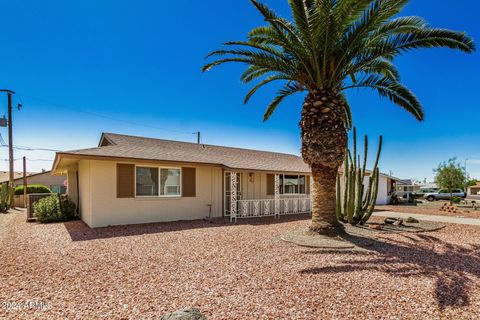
[279,174,307,195]
[134,165,182,198]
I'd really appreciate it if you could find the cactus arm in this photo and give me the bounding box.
[347,152,356,225]
[362,175,373,212]
[372,136,383,171]
[361,135,368,180]
[352,127,357,175]
[346,157,353,224]
[354,157,363,222]
[342,151,349,217]
[362,168,380,224]
[365,136,382,214]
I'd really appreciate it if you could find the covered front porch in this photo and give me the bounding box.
[224,170,312,222]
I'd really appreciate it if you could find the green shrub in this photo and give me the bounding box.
[34,194,76,223]
[15,184,51,196]
[452,196,461,204]
[59,195,77,218]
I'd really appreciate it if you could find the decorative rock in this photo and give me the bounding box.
[406,217,419,223]
[384,217,403,225]
[393,218,404,226]
[369,224,383,230]
[161,308,207,320]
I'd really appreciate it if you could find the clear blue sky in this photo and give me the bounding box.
[0,0,478,181]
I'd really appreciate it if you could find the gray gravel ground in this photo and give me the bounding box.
[1,213,480,319]
[0,211,17,244]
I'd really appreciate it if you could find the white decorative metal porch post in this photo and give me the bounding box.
[274,174,280,219]
[230,172,238,222]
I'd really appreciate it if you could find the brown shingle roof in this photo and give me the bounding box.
[57,133,311,173]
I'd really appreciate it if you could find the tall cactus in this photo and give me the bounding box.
[336,128,383,225]
[0,182,12,213]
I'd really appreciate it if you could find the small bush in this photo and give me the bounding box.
[15,184,51,196]
[34,194,76,223]
[59,195,77,218]
[452,196,461,204]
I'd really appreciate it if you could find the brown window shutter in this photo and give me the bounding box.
[182,167,196,197]
[306,175,311,194]
[266,174,275,196]
[117,164,135,198]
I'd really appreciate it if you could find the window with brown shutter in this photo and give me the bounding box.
[117,164,135,198]
[266,174,275,196]
[306,175,311,194]
[182,167,196,197]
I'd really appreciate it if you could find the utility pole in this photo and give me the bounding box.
[8,92,13,208]
[0,89,15,208]
[196,131,200,144]
[23,156,27,208]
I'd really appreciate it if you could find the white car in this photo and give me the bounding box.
[424,189,466,201]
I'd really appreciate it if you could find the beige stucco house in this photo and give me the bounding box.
[52,133,313,228]
[52,133,401,228]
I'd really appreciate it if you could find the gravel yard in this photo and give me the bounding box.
[2,212,480,319]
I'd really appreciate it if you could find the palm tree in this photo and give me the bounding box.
[203,0,474,235]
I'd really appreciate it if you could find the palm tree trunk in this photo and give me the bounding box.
[300,89,348,235]
[310,163,342,233]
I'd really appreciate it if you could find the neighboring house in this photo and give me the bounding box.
[52,133,399,228]
[395,179,421,195]
[0,171,34,183]
[367,174,403,205]
[10,171,67,194]
[467,183,480,196]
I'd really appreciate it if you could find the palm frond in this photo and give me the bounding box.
[240,66,271,83]
[203,0,474,123]
[244,75,290,104]
[347,58,400,81]
[343,75,424,120]
[263,82,303,121]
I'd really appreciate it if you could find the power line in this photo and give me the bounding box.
[0,158,53,162]
[26,158,54,162]
[19,93,198,136]
[0,145,60,152]
[0,133,60,151]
